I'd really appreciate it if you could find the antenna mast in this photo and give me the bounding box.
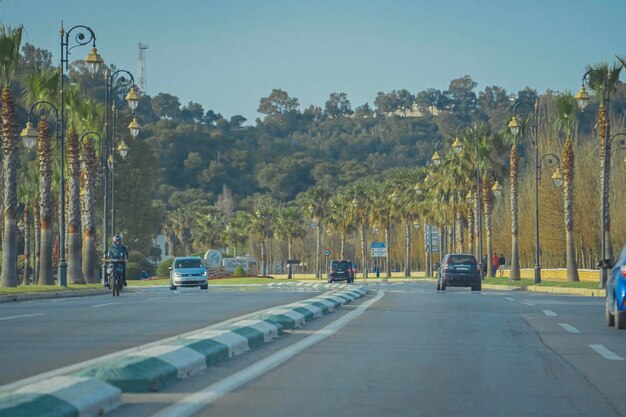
[138,42,149,93]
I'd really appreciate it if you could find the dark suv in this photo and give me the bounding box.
[436,253,481,291]
[328,259,354,284]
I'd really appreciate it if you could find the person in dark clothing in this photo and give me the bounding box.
[498,254,506,277]
[105,234,128,287]
[481,255,488,280]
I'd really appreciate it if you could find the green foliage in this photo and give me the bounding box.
[233,266,246,277]
[128,250,156,276]
[157,258,173,277]
[125,262,143,281]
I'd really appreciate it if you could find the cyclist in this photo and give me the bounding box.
[105,234,129,287]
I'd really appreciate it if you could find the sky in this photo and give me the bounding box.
[1,0,625,123]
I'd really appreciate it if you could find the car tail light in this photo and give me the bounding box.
[621,265,626,279]
[443,263,450,272]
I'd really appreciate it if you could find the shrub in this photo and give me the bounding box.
[157,258,173,277]
[125,262,143,281]
[129,250,157,276]
[233,266,246,277]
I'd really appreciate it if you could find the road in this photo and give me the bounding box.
[2,281,626,416]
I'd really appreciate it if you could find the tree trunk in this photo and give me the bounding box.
[360,222,368,279]
[81,137,98,283]
[563,138,579,281]
[287,236,293,279]
[260,239,266,276]
[468,201,475,255]
[404,218,410,277]
[1,87,18,287]
[510,145,521,281]
[23,206,31,285]
[340,231,345,260]
[483,176,495,277]
[66,127,84,284]
[385,221,391,277]
[315,221,322,279]
[33,200,40,284]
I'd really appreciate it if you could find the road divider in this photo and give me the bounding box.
[0,284,368,417]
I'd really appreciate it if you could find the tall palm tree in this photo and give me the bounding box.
[585,62,622,263]
[482,175,496,277]
[556,94,580,282]
[224,211,250,257]
[326,193,355,260]
[80,133,99,282]
[509,139,521,281]
[0,25,23,287]
[301,185,330,279]
[22,68,59,285]
[250,205,272,276]
[171,207,194,256]
[346,181,374,279]
[17,169,38,285]
[275,206,304,279]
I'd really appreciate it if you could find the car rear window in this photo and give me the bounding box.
[448,255,476,265]
[332,260,350,271]
[177,259,204,269]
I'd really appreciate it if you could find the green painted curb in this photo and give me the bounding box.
[0,393,78,417]
[292,307,315,322]
[305,300,331,314]
[335,294,353,302]
[321,297,342,307]
[263,319,285,335]
[170,338,229,367]
[231,327,265,348]
[75,356,177,393]
[262,313,297,330]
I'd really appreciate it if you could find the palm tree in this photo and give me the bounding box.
[301,185,330,279]
[22,68,59,285]
[0,25,23,287]
[193,205,227,250]
[556,94,580,282]
[275,206,304,279]
[326,193,355,260]
[482,175,496,277]
[17,169,38,285]
[224,211,250,257]
[370,181,397,277]
[584,62,622,264]
[170,207,194,256]
[80,133,99,282]
[250,205,271,276]
[346,181,374,279]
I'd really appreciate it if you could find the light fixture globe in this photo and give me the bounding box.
[431,151,441,166]
[84,46,103,75]
[575,85,590,111]
[508,115,521,137]
[451,137,463,154]
[551,168,563,187]
[492,180,503,197]
[128,117,141,138]
[125,87,140,111]
[20,121,39,150]
[117,139,129,159]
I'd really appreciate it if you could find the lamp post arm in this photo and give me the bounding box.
[61,23,97,70]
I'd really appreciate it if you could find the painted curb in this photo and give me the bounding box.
[0,289,110,304]
[0,375,121,417]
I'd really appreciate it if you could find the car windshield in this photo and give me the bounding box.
[448,255,476,265]
[332,260,350,270]
[176,259,204,269]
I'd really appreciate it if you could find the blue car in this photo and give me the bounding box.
[606,246,626,328]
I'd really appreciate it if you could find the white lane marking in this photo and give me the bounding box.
[505,297,515,301]
[543,309,557,316]
[149,297,166,301]
[520,302,535,306]
[49,298,70,303]
[151,290,385,417]
[0,313,44,321]
[90,303,119,308]
[558,323,582,333]
[590,344,624,361]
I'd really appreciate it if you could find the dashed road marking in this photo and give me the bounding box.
[90,302,119,308]
[590,344,624,361]
[505,297,515,301]
[543,309,557,316]
[558,323,581,333]
[0,313,44,321]
[520,302,535,306]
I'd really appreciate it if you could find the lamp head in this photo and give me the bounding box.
[125,87,140,111]
[431,151,441,166]
[117,139,129,159]
[492,180,503,198]
[20,121,39,150]
[128,117,141,139]
[551,168,563,187]
[84,46,103,75]
[508,115,521,137]
[451,137,463,154]
[575,85,590,111]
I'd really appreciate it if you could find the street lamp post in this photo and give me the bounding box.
[509,99,541,282]
[575,68,615,288]
[104,70,138,259]
[452,125,483,267]
[60,22,102,287]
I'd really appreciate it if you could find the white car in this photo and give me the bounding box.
[169,256,209,290]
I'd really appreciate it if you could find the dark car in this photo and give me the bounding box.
[328,259,354,284]
[606,245,626,329]
[436,253,481,291]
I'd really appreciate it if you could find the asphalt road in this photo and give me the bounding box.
[4,281,626,416]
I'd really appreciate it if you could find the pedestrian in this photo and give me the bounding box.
[491,252,499,277]
[140,270,148,280]
[498,254,506,277]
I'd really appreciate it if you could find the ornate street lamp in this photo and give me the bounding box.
[576,68,614,288]
[59,22,103,287]
[492,180,503,198]
[509,99,540,283]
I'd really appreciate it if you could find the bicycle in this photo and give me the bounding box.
[104,258,126,297]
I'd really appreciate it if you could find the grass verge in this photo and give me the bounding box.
[483,276,600,289]
[0,284,103,295]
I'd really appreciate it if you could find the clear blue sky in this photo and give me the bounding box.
[1,0,625,122]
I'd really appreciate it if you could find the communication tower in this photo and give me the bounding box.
[138,42,149,93]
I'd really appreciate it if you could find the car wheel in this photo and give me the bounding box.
[606,296,615,327]
[327,279,333,284]
[436,281,440,291]
[615,298,626,329]
[441,282,446,291]
[200,284,208,290]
